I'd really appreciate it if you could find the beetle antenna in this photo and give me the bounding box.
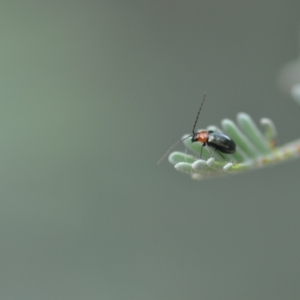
[192,93,206,134]
[157,93,207,165]
[157,135,192,165]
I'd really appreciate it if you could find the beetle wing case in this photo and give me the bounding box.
[207,131,236,154]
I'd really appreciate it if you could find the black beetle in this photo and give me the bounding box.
[157,94,236,164]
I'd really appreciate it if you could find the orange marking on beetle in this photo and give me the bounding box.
[196,131,209,143]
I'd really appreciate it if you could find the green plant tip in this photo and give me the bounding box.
[166,112,300,180]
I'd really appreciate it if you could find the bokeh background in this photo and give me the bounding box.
[1,1,300,299]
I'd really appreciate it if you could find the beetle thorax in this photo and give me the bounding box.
[194,131,209,143]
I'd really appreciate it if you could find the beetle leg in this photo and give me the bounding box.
[215,149,225,159]
[205,144,215,159]
[200,144,204,159]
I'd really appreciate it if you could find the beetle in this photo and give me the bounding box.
[157,94,236,164]
[191,129,236,159]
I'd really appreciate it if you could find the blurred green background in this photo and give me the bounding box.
[1,1,300,299]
